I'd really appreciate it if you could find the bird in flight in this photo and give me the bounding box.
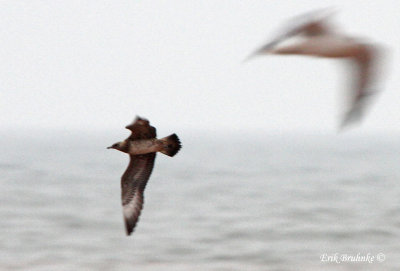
[245,8,385,129]
[108,116,181,235]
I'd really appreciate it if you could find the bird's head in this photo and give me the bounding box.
[107,141,128,152]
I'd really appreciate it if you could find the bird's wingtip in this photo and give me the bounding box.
[124,218,134,236]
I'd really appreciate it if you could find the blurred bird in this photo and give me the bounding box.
[108,117,181,235]
[245,8,384,129]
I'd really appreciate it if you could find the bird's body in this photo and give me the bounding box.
[127,139,162,155]
[280,35,366,58]
[112,138,164,155]
[108,117,181,235]
[245,9,384,129]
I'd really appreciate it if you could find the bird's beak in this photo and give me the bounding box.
[107,146,113,149]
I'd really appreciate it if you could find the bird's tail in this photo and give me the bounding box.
[159,134,181,157]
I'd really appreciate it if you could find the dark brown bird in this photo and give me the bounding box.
[107,116,181,235]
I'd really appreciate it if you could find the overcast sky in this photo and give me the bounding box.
[0,1,399,134]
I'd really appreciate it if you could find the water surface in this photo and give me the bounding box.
[1,130,399,270]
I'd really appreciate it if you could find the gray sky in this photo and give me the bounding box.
[0,1,399,134]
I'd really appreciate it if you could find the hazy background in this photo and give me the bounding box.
[1,2,400,270]
[0,0,398,134]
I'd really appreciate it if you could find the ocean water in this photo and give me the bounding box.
[1,130,400,271]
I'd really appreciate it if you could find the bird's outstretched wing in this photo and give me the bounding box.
[125,116,156,140]
[243,7,336,63]
[340,48,379,130]
[242,36,288,63]
[121,116,157,235]
[121,153,156,235]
